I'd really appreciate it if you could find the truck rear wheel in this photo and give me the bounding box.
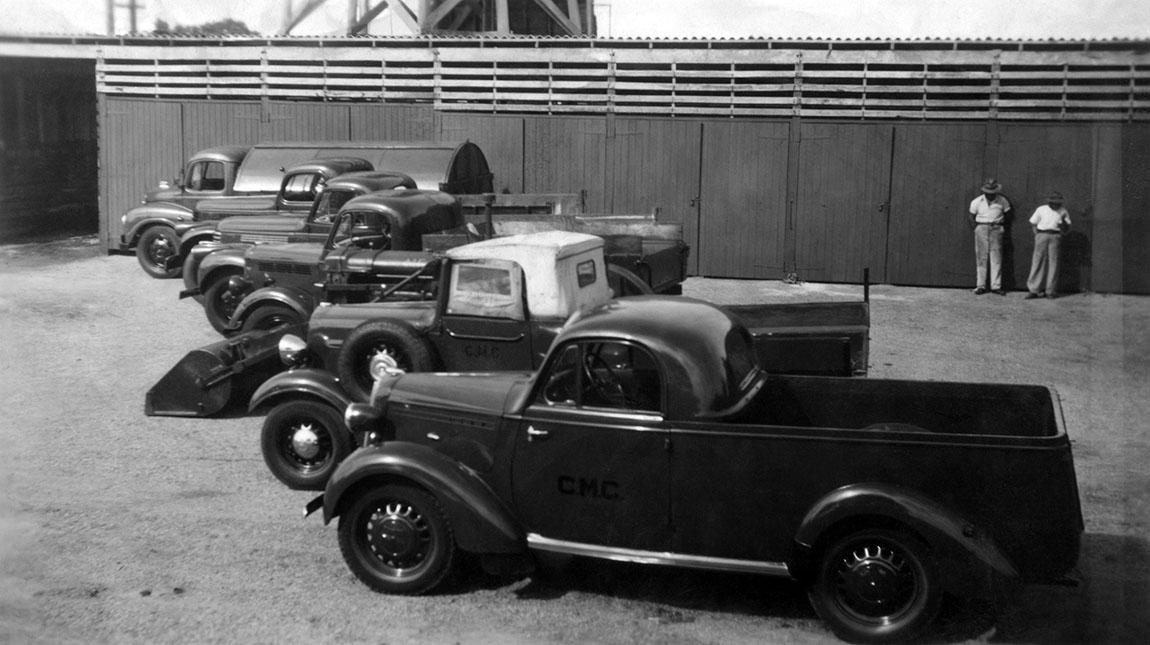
[337,484,456,595]
[808,528,941,643]
[136,226,182,279]
[337,321,434,401]
[260,400,351,490]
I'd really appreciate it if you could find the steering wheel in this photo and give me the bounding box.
[583,353,628,406]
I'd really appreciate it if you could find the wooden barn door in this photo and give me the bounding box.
[606,117,703,273]
[523,116,608,213]
[886,123,987,287]
[793,123,893,284]
[696,121,790,278]
[996,124,1095,293]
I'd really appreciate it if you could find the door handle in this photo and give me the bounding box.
[526,425,549,441]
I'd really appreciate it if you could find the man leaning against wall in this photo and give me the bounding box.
[968,178,1011,295]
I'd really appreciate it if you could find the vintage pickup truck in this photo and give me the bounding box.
[190,192,691,338]
[120,140,493,278]
[238,231,867,490]
[181,173,427,333]
[124,157,375,278]
[310,296,1082,644]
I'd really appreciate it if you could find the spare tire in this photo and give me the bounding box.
[337,320,434,401]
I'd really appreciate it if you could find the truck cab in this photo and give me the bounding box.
[215,190,464,334]
[142,145,250,209]
[125,156,375,279]
[316,297,1082,644]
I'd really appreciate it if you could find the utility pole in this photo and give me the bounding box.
[107,0,143,34]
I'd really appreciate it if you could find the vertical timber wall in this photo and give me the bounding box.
[71,35,1150,294]
[99,97,1150,293]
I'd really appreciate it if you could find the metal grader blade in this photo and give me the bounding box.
[145,323,305,417]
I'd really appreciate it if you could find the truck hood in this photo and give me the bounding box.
[385,371,533,418]
[219,214,306,236]
[245,242,322,264]
[198,196,278,214]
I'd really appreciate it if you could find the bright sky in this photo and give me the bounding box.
[3,0,1149,39]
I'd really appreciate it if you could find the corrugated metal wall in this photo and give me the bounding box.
[98,97,1150,294]
[98,98,182,249]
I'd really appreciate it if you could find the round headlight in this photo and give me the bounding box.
[277,334,308,367]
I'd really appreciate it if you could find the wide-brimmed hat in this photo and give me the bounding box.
[1046,191,1064,204]
[980,178,1002,193]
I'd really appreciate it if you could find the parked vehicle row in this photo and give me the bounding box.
[121,140,494,278]
[133,141,1082,644]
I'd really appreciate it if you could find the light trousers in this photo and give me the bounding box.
[974,224,1003,290]
[1027,232,1062,295]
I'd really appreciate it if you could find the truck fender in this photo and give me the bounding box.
[249,367,352,414]
[181,247,249,300]
[121,202,196,246]
[792,483,1019,601]
[231,287,315,328]
[195,246,247,285]
[177,226,218,261]
[323,441,526,556]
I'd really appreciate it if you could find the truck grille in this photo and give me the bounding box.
[256,261,312,275]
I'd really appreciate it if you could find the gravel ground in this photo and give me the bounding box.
[0,235,1147,644]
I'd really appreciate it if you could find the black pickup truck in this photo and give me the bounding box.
[311,296,1082,644]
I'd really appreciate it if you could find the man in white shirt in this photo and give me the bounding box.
[1025,191,1072,299]
[968,178,1011,295]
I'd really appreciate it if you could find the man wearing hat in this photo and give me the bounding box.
[968,178,1011,295]
[1025,191,1072,299]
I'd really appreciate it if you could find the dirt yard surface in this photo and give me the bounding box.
[1,235,1147,644]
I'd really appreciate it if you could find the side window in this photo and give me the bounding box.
[201,161,225,191]
[281,173,319,203]
[538,341,662,413]
[576,259,597,288]
[312,190,355,224]
[446,262,524,321]
[541,344,581,406]
[185,161,225,192]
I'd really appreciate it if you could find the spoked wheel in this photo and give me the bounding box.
[808,529,940,644]
[338,484,455,595]
[135,227,182,279]
[260,400,350,490]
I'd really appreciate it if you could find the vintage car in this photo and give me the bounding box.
[309,296,1082,643]
[243,232,868,490]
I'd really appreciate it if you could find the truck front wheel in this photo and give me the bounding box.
[260,400,351,490]
[136,227,182,279]
[338,484,456,595]
[337,321,434,401]
[240,303,304,333]
[202,269,244,335]
[808,528,941,644]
